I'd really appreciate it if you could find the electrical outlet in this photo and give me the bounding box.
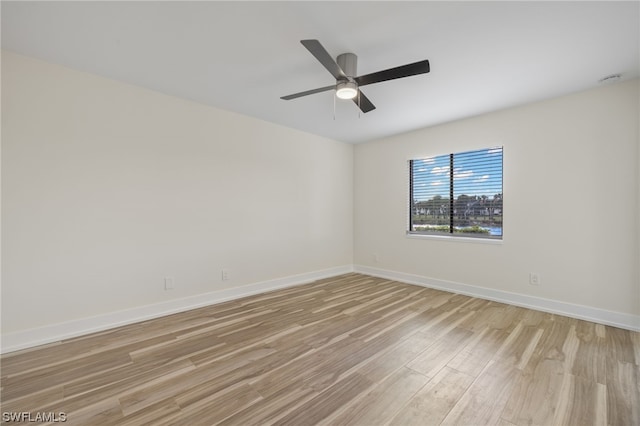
[529,272,540,286]
[164,277,175,290]
[222,269,230,281]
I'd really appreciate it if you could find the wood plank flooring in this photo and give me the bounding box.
[1,273,638,425]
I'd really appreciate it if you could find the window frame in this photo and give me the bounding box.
[407,147,503,241]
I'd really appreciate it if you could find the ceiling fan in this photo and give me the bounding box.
[281,39,430,113]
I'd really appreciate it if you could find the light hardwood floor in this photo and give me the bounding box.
[1,273,638,425]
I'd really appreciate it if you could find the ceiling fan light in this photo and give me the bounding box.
[336,81,358,100]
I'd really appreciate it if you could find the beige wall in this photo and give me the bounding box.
[1,51,353,334]
[354,78,639,317]
[2,50,638,343]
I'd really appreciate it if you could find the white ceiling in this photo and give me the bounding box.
[2,1,639,144]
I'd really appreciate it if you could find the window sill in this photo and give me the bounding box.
[406,232,503,245]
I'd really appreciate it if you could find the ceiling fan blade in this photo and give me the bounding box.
[353,90,376,113]
[355,60,430,87]
[300,39,346,80]
[281,85,335,100]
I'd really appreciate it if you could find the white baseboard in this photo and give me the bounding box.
[354,265,640,332]
[3,263,637,354]
[0,265,354,354]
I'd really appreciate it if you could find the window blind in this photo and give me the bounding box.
[409,147,503,239]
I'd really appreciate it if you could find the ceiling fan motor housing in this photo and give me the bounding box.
[337,53,357,80]
[335,53,358,99]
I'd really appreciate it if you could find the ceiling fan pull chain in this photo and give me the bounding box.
[358,90,361,119]
[333,92,336,121]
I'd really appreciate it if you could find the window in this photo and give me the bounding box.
[409,147,503,239]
